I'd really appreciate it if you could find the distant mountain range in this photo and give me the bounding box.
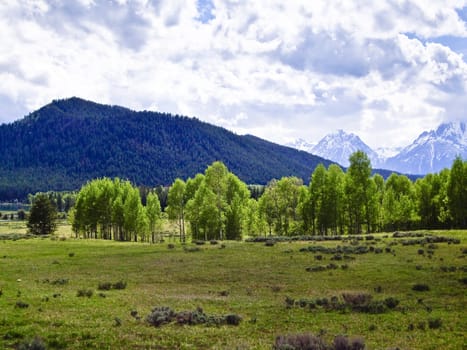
[287,122,466,174]
[0,97,337,200]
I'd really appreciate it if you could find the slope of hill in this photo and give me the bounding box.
[384,121,467,174]
[0,97,334,200]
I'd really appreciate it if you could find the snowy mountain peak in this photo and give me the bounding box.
[384,121,467,174]
[286,121,466,174]
[311,130,379,167]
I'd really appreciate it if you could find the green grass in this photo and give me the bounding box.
[0,229,466,349]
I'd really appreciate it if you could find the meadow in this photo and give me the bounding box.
[0,221,465,349]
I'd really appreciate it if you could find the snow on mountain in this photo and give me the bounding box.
[383,121,467,175]
[285,138,315,153]
[310,130,379,167]
[375,146,402,159]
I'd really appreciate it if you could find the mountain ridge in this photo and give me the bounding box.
[288,122,466,174]
[0,97,337,200]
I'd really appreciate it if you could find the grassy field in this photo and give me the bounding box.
[0,226,465,349]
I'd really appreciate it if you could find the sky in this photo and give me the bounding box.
[0,0,466,150]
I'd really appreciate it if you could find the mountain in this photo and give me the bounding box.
[285,138,315,153]
[384,121,467,175]
[310,130,380,167]
[0,97,335,200]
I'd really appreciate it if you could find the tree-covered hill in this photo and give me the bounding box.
[0,97,337,200]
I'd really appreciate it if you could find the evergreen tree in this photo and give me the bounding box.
[27,194,57,235]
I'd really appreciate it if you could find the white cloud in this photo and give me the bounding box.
[0,0,466,149]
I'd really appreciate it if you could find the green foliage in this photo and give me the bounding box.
[447,157,467,228]
[0,97,333,200]
[27,194,57,235]
[71,178,161,242]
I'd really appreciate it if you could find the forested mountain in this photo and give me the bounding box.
[0,97,336,200]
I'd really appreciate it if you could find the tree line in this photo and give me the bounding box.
[68,153,466,241]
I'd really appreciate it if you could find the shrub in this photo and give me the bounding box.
[97,282,112,291]
[146,306,241,327]
[384,297,400,309]
[225,314,242,325]
[15,301,29,309]
[193,240,205,245]
[333,335,365,350]
[428,318,442,329]
[167,243,175,249]
[76,289,93,298]
[417,249,424,255]
[210,240,218,245]
[146,306,176,327]
[112,281,127,290]
[274,334,365,350]
[17,336,46,350]
[50,278,68,285]
[265,240,275,247]
[273,333,327,350]
[342,293,372,306]
[412,284,430,292]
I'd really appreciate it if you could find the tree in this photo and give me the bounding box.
[166,179,187,242]
[344,151,372,234]
[27,194,57,235]
[146,192,162,243]
[447,157,467,228]
[205,161,229,240]
[382,173,418,230]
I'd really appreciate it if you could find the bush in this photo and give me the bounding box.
[193,240,206,245]
[146,306,241,327]
[210,240,218,245]
[15,301,29,309]
[112,281,127,290]
[77,289,93,298]
[342,293,372,306]
[225,314,242,325]
[97,282,112,291]
[333,335,365,350]
[17,336,47,350]
[412,284,430,292]
[428,318,442,329]
[273,333,365,350]
[167,243,175,249]
[265,240,275,247]
[384,297,400,309]
[273,333,327,350]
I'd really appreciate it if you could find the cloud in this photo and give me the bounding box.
[0,0,466,149]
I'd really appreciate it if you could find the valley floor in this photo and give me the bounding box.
[0,228,465,349]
